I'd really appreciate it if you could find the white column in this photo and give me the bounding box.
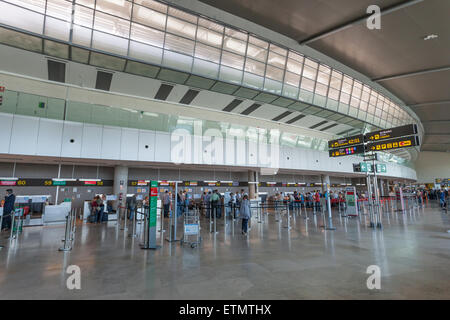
[113,166,128,210]
[248,170,259,199]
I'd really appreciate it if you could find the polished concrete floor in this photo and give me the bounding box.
[0,203,449,299]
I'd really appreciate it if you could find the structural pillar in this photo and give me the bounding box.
[113,166,128,211]
[248,170,259,199]
[322,175,335,230]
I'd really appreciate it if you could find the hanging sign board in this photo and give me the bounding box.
[365,135,420,152]
[328,134,364,149]
[329,144,365,157]
[365,124,418,142]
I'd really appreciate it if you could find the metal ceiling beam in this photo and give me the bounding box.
[373,66,450,82]
[298,0,423,45]
[410,100,450,107]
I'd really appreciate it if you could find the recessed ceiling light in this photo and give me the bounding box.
[423,34,438,40]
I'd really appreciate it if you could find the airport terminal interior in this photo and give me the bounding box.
[0,0,449,300]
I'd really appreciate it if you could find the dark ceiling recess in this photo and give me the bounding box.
[95,71,113,91]
[309,120,328,129]
[154,84,174,100]
[272,111,292,121]
[241,103,261,115]
[285,114,306,124]
[179,89,200,104]
[47,60,65,83]
[223,99,243,112]
[320,123,338,131]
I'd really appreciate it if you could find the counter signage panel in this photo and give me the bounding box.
[329,144,365,157]
[366,135,419,152]
[365,124,417,142]
[328,134,364,149]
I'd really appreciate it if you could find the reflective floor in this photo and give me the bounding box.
[0,203,449,299]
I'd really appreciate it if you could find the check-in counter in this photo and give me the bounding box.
[43,202,72,225]
[83,195,118,222]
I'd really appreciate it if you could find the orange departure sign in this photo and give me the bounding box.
[328,134,364,149]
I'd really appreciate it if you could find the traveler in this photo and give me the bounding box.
[201,192,208,216]
[240,194,251,235]
[439,189,447,211]
[206,191,211,217]
[1,189,15,231]
[127,194,137,222]
[90,196,99,223]
[210,190,220,218]
[162,190,171,218]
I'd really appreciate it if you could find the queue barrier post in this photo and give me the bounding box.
[59,210,73,251]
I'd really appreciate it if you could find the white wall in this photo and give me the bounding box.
[0,112,417,181]
[415,151,450,183]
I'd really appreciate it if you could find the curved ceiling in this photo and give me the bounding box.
[198,0,450,152]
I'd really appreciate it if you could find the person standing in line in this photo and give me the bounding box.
[127,194,136,222]
[210,190,220,219]
[240,194,251,235]
[1,189,15,231]
[162,190,171,218]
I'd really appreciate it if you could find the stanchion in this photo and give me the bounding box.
[59,211,73,251]
[9,212,16,240]
[129,207,137,238]
[284,204,291,230]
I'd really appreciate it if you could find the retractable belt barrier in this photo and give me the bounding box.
[59,208,77,252]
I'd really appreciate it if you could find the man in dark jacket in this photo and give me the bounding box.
[2,189,15,231]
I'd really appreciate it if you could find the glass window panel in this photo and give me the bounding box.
[267,51,286,68]
[243,72,264,90]
[76,0,94,9]
[129,40,162,64]
[45,16,70,41]
[343,75,353,84]
[265,65,283,81]
[74,5,93,28]
[46,0,72,21]
[245,58,265,76]
[0,2,44,33]
[132,4,166,31]
[223,37,246,55]
[249,35,268,49]
[92,30,128,55]
[192,58,219,78]
[72,25,92,46]
[341,81,352,94]
[269,43,287,56]
[94,11,130,37]
[359,100,368,111]
[286,58,302,74]
[166,16,196,39]
[302,64,317,80]
[198,17,223,33]
[225,27,247,41]
[369,92,377,105]
[350,97,360,108]
[134,0,167,13]
[375,108,382,117]
[284,71,300,87]
[194,43,220,63]
[288,51,303,63]
[339,92,350,104]
[329,76,341,90]
[164,33,194,55]
[300,77,314,92]
[317,71,330,85]
[246,43,267,62]
[196,26,222,47]
[304,58,318,69]
[319,64,331,74]
[96,0,131,19]
[219,65,242,84]
[130,23,164,47]
[315,82,327,96]
[328,88,339,100]
[162,50,193,72]
[331,70,342,79]
[15,0,46,13]
[168,7,197,23]
[361,88,370,102]
[352,86,361,98]
[221,51,244,70]
[367,103,375,114]
[264,78,282,95]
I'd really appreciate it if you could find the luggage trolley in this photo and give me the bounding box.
[180,206,202,248]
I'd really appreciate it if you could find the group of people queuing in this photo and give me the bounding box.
[89,194,108,223]
[272,190,346,211]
